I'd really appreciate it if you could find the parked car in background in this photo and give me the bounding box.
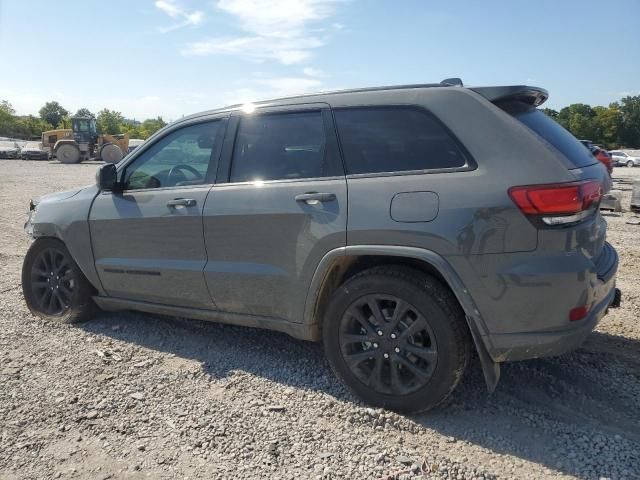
[580,140,613,175]
[0,140,20,159]
[22,80,620,413]
[610,150,640,168]
[20,142,50,160]
[127,138,145,154]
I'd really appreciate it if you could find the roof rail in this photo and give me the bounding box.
[440,78,463,87]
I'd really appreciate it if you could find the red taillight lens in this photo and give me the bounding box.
[509,180,602,216]
[569,305,589,322]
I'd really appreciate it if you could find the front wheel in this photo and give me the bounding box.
[628,160,635,168]
[323,266,471,413]
[22,238,97,323]
[56,143,81,164]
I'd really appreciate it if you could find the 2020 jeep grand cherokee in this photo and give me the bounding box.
[22,80,620,413]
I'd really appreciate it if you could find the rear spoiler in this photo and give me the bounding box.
[471,85,549,107]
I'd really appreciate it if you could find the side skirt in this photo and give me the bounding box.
[93,296,319,341]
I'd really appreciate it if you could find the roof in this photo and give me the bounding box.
[177,78,549,124]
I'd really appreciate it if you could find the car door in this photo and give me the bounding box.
[202,104,347,322]
[89,116,227,309]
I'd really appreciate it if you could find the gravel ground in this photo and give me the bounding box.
[0,159,639,480]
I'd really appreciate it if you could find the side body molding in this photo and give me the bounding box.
[303,245,500,392]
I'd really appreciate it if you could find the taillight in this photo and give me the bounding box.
[509,180,602,225]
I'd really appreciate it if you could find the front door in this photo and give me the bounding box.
[202,106,347,321]
[89,117,226,309]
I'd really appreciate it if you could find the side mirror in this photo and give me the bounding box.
[96,163,118,191]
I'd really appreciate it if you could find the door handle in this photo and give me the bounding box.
[166,198,196,208]
[295,192,336,205]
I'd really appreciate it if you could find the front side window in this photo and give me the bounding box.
[124,121,222,190]
[334,107,468,175]
[230,111,331,182]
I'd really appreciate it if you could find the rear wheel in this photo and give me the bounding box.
[627,160,635,168]
[56,143,81,164]
[22,238,96,323]
[323,266,471,413]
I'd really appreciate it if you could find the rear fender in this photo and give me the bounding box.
[304,245,500,392]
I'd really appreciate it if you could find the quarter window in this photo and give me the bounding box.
[124,121,222,190]
[334,107,468,175]
[230,111,332,182]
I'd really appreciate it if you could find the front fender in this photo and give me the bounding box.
[28,185,104,295]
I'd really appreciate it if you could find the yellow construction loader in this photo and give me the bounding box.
[42,116,129,164]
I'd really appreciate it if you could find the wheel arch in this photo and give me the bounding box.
[304,245,500,391]
[53,139,78,152]
[28,233,102,296]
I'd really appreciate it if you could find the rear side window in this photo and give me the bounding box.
[333,107,468,175]
[502,103,597,169]
[230,111,337,182]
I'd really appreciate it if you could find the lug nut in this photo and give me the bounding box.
[373,343,379,349]
[377,330,383,336]
[394,347,400,353]
[390,333,397,339]
[383,353,389,359]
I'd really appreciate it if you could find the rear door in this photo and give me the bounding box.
[89,116,227,309]
[202,104,347,321]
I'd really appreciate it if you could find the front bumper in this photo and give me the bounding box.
[484,242,619,362]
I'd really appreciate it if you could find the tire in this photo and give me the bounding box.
[323,266,471,413]
[99,143,123,164]
[56,143,81,164]
[22,238,97,323]
[627,160,635,168]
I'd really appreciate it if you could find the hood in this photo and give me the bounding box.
[33,187,86,207]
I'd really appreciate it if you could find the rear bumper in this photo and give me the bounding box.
[486,281,618,362]
[467,242,619,362]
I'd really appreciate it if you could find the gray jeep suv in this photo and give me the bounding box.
[22,80,621,413]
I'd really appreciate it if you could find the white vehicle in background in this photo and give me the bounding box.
[127,138,145,153]
[0,140,21,159]
[610,150,640,168]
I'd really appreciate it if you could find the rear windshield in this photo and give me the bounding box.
[500,102,597,169]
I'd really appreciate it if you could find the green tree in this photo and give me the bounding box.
[593,105,622,149]
[618,95,640,148]
[38,101,68,128]
[139,117,167,139]
[0,100,17,136]
[96,109,125,135]
[74,108,95,118]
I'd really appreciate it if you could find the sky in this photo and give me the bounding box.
[1,0,639,121]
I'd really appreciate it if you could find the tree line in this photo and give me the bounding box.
[0,100,167,141]
[542,94,640,149]
[2,94,640,149]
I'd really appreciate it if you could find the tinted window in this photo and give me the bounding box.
[503,103,597,169]
[230,111,332,182]
[333,107,468,175]
[124,121,222,190]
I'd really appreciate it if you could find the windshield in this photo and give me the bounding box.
[0,141,15,148]
[25,142,41,149]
